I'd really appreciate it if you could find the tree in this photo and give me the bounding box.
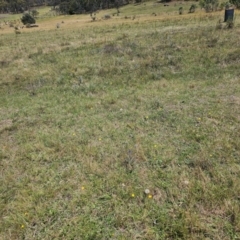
[229,0,240,8]
[0,0,128,15]
[21,13,36,24]
[199,0,219,12]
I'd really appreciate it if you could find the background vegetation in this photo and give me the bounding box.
[0,0,130,14]
[0,1,240,239]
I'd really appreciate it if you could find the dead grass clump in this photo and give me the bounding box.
[0,119,13,133]
[15,29,21,34]
[207,37,218,47]
[225,49,240,64]
[216,19,223,30]
[103,14,111,20]
[116,33,129,41]
[0,60,10,67]
[103,43,121,54]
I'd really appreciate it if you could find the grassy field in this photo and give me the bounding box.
[1,2,240,239]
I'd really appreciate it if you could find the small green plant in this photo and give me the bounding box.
[189,4,197,13]
[179,7,183,15]
[91,13,96,21]
[31,9,39,18]
[21,13,36,25]
[226,19,234,28]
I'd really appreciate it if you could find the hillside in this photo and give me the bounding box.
[1,2,240,239]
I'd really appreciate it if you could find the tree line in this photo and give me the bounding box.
[0,0,135,14]
[1,0,238,15]
[57,0,131,15]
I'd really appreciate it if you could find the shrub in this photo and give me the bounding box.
[189,4,197,13]
[199,0,219,12]
[31,10,39,18]
[21,13,36,25]
[179,7,183,14]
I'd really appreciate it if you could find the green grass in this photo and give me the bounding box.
[1,2,240,239]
